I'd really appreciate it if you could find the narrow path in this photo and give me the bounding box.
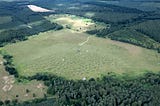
[79,36,91,46]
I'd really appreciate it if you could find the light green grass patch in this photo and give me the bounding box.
[45,14,107,32]
[3,29,160,80]
[84,12,95,17]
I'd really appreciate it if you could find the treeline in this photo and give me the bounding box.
[58,1,144,24]
[13,72,159,106]
[1,53,160,106]
[133,20,160,42]
[1,72,160,106]
[0,96,52,106]
[0,21,63,47]
[108,29,160,53]
[2,54,18,77]
[0,99,18,106]
[83,1,143,14]
[87,28,160,53]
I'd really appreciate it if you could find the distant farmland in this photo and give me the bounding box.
[3,29,160,80]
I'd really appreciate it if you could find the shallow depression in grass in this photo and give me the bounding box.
[3,29,160,80]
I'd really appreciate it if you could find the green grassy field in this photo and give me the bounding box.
[3,29,160,80]
[0,53,46,102]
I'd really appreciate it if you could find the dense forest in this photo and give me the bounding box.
[0,21,63,46]
[1,72,160,106]
[133,20,160,42]
[33,72,160,106]
[0,1,63,46]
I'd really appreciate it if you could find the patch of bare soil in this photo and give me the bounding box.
[2,76,15,92]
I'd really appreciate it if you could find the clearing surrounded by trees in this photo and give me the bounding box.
[45,14,107,32]
[1,0,160,105]
[2,29,160,80]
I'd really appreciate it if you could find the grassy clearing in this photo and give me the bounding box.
[0,53,47,102]
[3,29,160,80]
[45,14,107,32]
[0,16,12,24]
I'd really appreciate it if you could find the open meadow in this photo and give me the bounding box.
[45,14,107,32]
[3,29,160,80]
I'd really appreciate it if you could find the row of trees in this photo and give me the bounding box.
[2,54,19,77]
[0,96,50,106]
[0,99,18,106]
[87,28,160,53]
[0,21,63,47]
[134,20,160,43]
